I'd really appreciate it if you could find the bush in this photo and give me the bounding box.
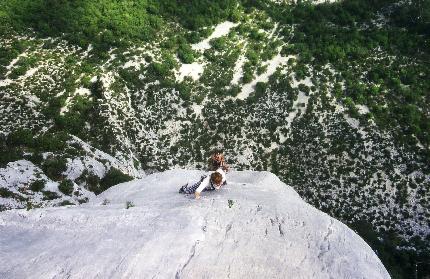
[298,84,310,95]
[42,190,60,200]
[90,77,104,99]
[42,157,68,180]
[0,148,21,168]
[176,82,192,101]
[210,37,227,51]
[242,68,254,83]
[58,179,74,196]
[0,187,14,198]
[6,129,34,147]
[78,197,89,204]
[254,82,267,99]
[177,43,195,64]
[97,168,133,195]
[85,173,101,193]
[27,153,43,166]
[58,200,75,206]
[29,180,45,192]
[148,62,170,79]
[34,132,69,152]
[126,201,135,209]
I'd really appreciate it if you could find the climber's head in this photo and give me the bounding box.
[210,171,223,186]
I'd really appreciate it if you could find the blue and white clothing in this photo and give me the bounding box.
[180,168,226,195]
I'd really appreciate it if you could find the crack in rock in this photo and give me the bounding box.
[225,223,232,236]
[175,241,198,279]
[318,219,335,259]
[324,220,334,242]
[278,223,285,236]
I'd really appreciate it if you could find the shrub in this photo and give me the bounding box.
[27,153,43,166]
[178,43,195,64]
[90,77,104,99]
[78,197,89,204]
[29,180,45,192]
[254,82,267,99]
[126,201,134,209]
[6,129,34,147]
[42,190,60,200]
[242,69,254,83]
[98,168,133,195]
[176,82,192,101]
[210,37,227,51]
[9,66,27,79]
[85,173,101,193]
[0,148,21,168]
[148,62,170,78]
[26,202,35,211]
[42,157,68,180]
[0,187,14,198]
[58,200,75,206]
[34,132,69,152]
[58,179,74,196]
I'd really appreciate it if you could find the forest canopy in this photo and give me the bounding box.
[0,0,239,48]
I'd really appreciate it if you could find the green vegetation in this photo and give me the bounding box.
[42,157,68,181]
[126,201,135,209]
[177,43,196,64]
[58,179,74,196]
[42,190,60,200]
[0,187,26,202]
[77,197,89,204]
[5,129,69,153]
[0,187,15,198]
[58,200,75,206]
[55,96,95,137]
[0,146,21,168]
[0,1,429,278]
[96,168,133,195]
[29,180,45,192]
[252,0,430,150]
[0,0,239,53]
[350,220,430,279]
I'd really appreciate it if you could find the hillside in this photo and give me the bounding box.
[0,0,429,277]
[0,136,144,211]
[0,170,390,278]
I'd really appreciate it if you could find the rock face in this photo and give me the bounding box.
[0,170,390,278]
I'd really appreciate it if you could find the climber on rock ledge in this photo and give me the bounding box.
[179,151,229,199]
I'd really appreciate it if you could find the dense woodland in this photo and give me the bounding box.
[1,0,430,278]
